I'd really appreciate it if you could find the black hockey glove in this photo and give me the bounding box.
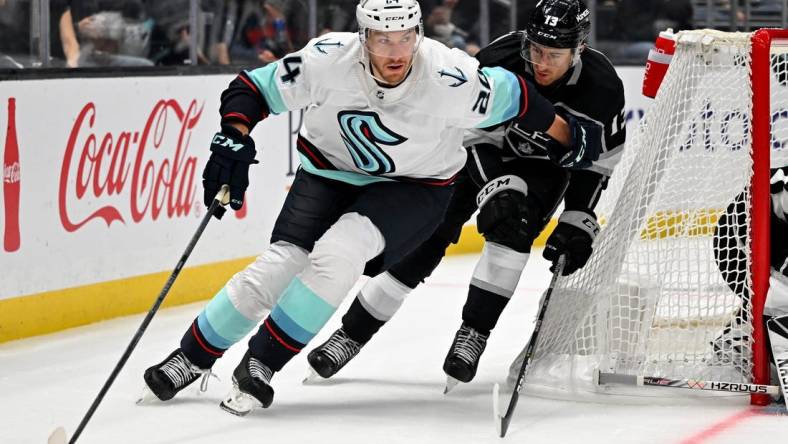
[545,111,603,169]
[543,210,600,275]
[476,175,540,253]
[202,125,259,219]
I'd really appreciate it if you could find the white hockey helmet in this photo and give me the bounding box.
[356,0,423,33]
[357,0,424,56]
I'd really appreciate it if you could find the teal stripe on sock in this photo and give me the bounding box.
[197,312,234,349]
[273,278,337,339]
[202,287,258,345]
[270,306,313,345]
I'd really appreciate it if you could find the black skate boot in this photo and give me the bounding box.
[140,348,213,403]
[220,351,275,416]
[306,328,364,380]
[443,324,489,392]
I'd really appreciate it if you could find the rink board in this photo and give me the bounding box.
[0,67,649,343]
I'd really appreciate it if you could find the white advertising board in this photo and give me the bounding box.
[0,75,302,300]
[0,67,653,303]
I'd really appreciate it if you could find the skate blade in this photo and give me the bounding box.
[47,427,67,444]
[444,376,460,394]
[492,383,503,437]
[220,386,261,417]
[302,367,322,385]
[136,384,161,405]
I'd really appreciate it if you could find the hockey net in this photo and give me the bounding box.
[525,29,786,405]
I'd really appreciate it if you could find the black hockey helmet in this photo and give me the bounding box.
[524,0,591,49]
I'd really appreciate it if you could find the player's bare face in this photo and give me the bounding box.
[528,43,574,86]
[366,29,419,85]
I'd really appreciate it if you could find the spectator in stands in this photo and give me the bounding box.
[316,0,357,34]
[449,0,510,52]
[0,0,30,68]
[614,0,693,62]
[146,0,196,65]
[0,0,77,68]
[424,0,470,51]
[65,0,153,67]
[230,0,295,63]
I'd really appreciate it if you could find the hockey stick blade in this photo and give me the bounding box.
[48,427,67,444]
[492,256,565,438]
[767,316,788,409]
[492,383,505,437]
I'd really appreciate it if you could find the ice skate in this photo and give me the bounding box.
[443,376,460,394]
[220,351,275,416]
[305,328,364,382]
[442,324,489,392]
[139,348,212,403]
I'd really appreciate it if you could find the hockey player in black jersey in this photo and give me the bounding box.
[306,0,627,390]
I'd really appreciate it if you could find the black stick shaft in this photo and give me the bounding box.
[68,198,222,444]
[499,256,565,438]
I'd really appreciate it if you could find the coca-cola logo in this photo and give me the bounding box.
[3,161,19,183]
[59,99,202,231]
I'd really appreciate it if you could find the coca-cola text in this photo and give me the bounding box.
[59,99,202,231]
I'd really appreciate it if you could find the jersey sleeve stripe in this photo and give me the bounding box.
[516,74,528,119]
[477,66,522,128]
[237,72,260,94]
[222,112,251,124]
[245,64,289,115]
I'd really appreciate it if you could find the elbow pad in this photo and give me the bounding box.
[514,78,556,133]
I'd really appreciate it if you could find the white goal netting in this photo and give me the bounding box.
[525,29,788,399]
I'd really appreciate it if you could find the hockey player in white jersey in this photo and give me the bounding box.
[305,0,625,390]
[140,0,600,415]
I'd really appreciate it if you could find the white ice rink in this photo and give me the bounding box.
[2,253,787,444]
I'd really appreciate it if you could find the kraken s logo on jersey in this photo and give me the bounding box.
[338,111,407,175]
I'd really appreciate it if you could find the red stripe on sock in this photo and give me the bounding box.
[264,319,302,353]
[191,322,224,357]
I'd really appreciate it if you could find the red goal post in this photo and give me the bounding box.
[750,28,788,405]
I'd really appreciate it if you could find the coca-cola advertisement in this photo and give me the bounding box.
[58,99,203,231]
[0,76,292,300]
[4,97,20,253]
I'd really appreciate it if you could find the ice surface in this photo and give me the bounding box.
[2,253,786,444]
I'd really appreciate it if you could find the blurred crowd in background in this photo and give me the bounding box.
[1,0,787,70]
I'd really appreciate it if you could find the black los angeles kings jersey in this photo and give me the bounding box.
[469,31,627,211]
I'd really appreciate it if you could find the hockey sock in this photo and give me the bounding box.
[249,277,340,371]
[342,297,386,343]
[180,286,261,369]
[181,318,226,369]
[461,284,510,335]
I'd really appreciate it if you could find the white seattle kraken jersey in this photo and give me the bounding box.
[245,33,526,184]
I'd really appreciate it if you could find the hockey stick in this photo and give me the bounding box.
[595,370,781,396]
[48,186,229,444]
[493,255,565,438]
[767,315,788,409]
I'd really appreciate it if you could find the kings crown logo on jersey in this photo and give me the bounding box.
[338,111,407,175]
